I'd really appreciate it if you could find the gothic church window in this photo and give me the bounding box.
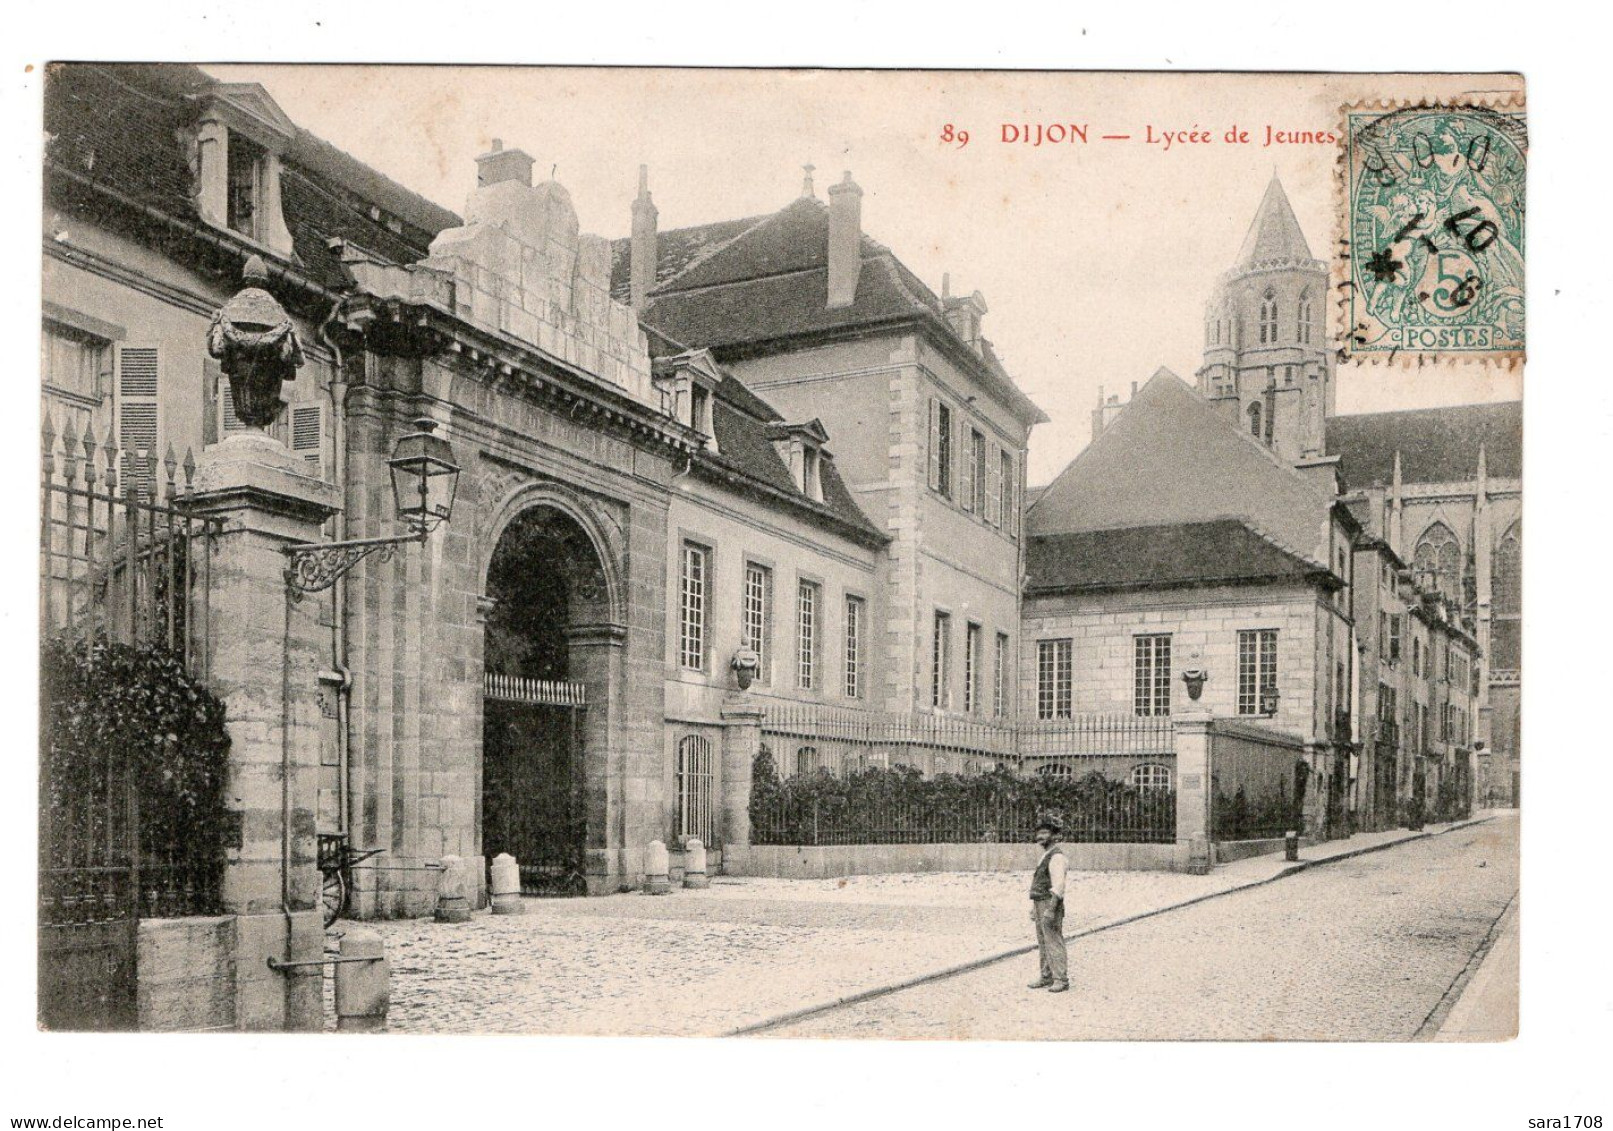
[1298,288,1315,344]
[1492,522,1521,672]
[1259,288,1278,344]
[1412,523,1464,603]
[1247,401,1262,438]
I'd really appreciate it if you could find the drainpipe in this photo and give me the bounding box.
[318,302,353,839]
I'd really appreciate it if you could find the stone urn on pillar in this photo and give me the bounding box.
[207,255,304,432]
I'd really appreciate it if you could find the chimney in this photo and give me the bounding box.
[476,138,534,188]
[827,170,863,309]
[943,286,988,354]
[630,164,659,314]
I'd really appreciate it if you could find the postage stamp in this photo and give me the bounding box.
[1337,99,1527,364]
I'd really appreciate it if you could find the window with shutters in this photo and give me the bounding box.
[964,622,982,714]
[215,373,251,441]
[985,441,1002,526]
[115,345,161,500]
[1000,449,1017,538]
[1133,634,1172,717]
[288,402,326,478]
[962,428,986,514]
[743,562,772,684]
[929,398,953,498]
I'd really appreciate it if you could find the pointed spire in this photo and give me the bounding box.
[1234,173,1314,266]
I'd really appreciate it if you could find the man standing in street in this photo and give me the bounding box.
[1028,817,1069,993]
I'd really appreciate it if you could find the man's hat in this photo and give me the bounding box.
[1035,815,1063,834]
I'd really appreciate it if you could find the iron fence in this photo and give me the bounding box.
[39,415,219,676]
[1207,719,1306,842]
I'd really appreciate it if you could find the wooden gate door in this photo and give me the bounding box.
[38,742,138,1030]
[483,677,587,897]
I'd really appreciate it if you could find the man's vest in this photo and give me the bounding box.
[1029,845,1064,899]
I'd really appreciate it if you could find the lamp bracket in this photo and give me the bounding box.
[283,530,427,598]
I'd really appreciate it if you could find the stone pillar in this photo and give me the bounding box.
[334,928,389,1032]
[1172,712,1214,875]
[435,854,471,923]
[720,695,765,856]
[181,433,341,1032]
[489,852,522,914]
[567,623,626,894]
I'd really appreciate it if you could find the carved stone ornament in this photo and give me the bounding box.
[208,255,304,430]
[730,645,760,691]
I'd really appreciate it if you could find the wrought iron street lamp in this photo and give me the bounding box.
[284,417,460,596]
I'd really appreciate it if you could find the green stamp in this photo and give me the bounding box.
[1341,102,1527,362]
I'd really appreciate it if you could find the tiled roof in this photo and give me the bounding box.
[1326,401,1522,488]
[1025,519,1332,594]
[611,193,1046,426]
[43,64,458,290]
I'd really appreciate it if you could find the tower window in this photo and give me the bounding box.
[1298,288,1315,344]
[1247,401,1263,438]
[1259,288,1278,345]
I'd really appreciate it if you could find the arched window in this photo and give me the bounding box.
[1248,401,1263,438]
[1131,764,1173,791]
[676,735,715,844]
[1259,288,1278,344]
[1493,523,1521,615]
[1297,288,1314,344]
[1038,761,1075,779]
[794,745,819,776]
[1412,523,1464,602]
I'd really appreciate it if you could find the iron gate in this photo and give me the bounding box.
[483,675,587,897]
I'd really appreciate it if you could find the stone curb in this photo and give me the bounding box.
[725,815,1495,1037]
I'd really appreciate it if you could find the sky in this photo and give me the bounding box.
[208,66,1524,485]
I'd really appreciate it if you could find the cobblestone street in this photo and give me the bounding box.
[770,813,1519,1040]
[336,816,1509,1037]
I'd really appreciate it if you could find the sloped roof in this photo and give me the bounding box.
[1028,367,1335,563]
[1326,401,1522,488]
[43,64,458,290]
[1026,519,1333,595]
[1235,174,1314,265]
[609,192,1047,426]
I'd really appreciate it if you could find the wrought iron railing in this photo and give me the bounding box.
[39,415,219,677]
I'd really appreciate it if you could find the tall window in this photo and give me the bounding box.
[844,595,864,699]
[42,322,110,447]
[964,623,983,713]
[929,399,953,497]
[1247,401,1262,438]
[1493,522,1521,672]
[226,132,267,240]
[796,580,820,690]
[994,632,1009,718]
[1387,614,1402,663]
[676,735,715,844]
[966,429,987,513]
[1413,523,1463,603]
[1000,450,1018,538]
[1237,629,1279,715]
[931,611,952,709]
[1037,638,1073,720]
[678,543,708,670]
[1133,635,1172,717]
[1259,288,1278,344]
[743,562,772,683]
[1297,288,1314,344]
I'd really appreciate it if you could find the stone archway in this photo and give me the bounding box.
[480,499,623,895]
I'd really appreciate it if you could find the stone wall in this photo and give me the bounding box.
[725,840,1190,878]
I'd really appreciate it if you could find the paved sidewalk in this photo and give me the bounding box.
[1434,892,1519,1041]
[340,815,1489,1036]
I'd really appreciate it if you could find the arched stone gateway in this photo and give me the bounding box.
[480,503,621,896]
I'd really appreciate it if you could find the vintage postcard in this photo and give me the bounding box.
[36,66,1523,1048]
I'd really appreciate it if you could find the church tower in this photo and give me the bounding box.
[1196,174,1334,465]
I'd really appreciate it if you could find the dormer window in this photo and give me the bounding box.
[226,132,267,240]
[194,84,297,259]
[802,444,822,502]
[689,383,714,439]
[766,418,831,502]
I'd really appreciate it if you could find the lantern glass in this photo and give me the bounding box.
[388,418,460,534]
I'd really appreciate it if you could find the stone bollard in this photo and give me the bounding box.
[644,840,671,895]
[434,854,472,923]
[334,928,389,1033]
[490,853,523,915]
[683,839,710,889]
